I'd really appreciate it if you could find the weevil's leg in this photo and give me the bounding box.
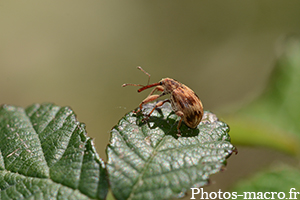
[135,86,166,113]
[148,85,164,96]
[145,99,170,119]
[175,111,184,136]
[134,94,160,113]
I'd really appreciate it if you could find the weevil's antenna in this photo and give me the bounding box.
[137,66,151,85]
[122,83,144,87]
[121,66,151,88]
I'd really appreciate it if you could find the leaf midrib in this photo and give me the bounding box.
[126,127,169,200]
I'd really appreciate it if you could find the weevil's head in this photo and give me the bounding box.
[160,78,181,93]
[137,78,182,93]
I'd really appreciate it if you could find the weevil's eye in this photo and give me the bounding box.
[159,82,163,85]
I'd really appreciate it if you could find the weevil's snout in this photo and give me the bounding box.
[137,82,161,93]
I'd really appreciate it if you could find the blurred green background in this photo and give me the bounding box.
[1,1,300,199]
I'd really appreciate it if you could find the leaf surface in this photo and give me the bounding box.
[0,103,108,200]
[107,102,236,200]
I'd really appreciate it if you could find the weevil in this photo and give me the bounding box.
[122,67,203,135]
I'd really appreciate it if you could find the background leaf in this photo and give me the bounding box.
[0,103,108,200]
[107,102,236,200]
[231,164,300,200]
[227,36,300,155]
[225,36,300,199]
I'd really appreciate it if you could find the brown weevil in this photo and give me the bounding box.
[122,67,203,135]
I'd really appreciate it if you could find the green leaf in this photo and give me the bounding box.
[227,117,300,155]
[0,103,108,200]
[107,102,236,200]
[252,36,300,132]
[230,164,300,200]
[226,36,300,155]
